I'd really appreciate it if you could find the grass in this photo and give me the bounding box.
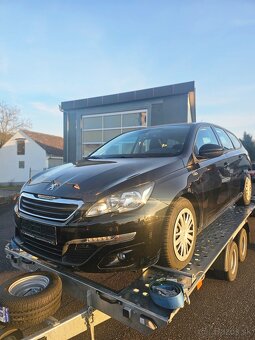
[0,185,22,191]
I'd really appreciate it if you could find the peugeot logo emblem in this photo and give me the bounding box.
[47,181,60,191]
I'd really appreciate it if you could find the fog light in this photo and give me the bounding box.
[117,252,126,261]
[117,250,133,261]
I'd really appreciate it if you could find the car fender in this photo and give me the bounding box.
[153,168,203,231]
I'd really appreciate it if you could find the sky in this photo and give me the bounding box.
[0,0,255,138]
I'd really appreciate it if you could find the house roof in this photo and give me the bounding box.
[22,130,64,157]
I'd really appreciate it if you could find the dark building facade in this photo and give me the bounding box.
[61,81,196,163]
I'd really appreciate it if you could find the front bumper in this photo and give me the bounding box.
[14,201,166,272]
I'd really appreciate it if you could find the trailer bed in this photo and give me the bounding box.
[4,202,255,338]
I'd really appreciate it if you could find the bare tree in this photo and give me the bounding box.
[0,102,31,147]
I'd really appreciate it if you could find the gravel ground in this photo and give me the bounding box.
[0,189,19,198]
[1,202,255,339]
[0,189,19,205]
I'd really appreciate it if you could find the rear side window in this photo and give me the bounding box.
[215,128,233,150]
[226,131,241,149]
[194,126,219,155]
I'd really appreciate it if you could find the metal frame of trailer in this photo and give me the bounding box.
[2,201,255,340]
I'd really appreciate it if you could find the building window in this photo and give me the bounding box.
[81,110,147,157]
[17,140,25,155]
[19,161,25,169]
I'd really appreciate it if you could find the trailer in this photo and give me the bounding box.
[1,201,255,340]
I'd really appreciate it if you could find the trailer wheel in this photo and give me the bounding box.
[0,272,62,327]
[225,241,238,282]
[0,326,23,340]
[160,198,197,270]
[237,174,252,206]
[237,228,248,262]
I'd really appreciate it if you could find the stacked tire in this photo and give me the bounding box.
[0,272,62,327]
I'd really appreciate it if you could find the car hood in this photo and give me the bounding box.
[23,157,184,201]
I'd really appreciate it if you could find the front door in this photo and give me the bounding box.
[192,126,231,227]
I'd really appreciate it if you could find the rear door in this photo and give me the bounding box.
[213,127,240,200]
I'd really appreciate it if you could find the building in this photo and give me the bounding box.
[61,81,196,163]
[0,130,64,185]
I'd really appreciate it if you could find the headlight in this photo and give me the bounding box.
[14,194,20,215]
[86,182,154,217]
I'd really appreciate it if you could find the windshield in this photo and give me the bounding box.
[88,125,190,159]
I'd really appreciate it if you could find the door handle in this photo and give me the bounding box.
[224,162,229,168]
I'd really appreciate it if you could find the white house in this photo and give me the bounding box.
[0,130,64,185]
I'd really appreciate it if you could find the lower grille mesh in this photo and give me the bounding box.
[20,232,97,265]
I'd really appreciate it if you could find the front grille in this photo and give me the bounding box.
[21,234,63,260]
[19,192,84,221]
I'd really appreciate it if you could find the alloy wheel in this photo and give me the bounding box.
[244,176,252,202]
[173,208,195,261]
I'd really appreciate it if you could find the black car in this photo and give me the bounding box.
[13,123,252,272]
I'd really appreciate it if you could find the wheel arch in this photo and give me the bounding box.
[179,192,202,231]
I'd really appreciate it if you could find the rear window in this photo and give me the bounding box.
[226,131,241,149]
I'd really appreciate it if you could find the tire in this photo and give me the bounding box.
[0,327,23,340]
[160,197,197,270]
[237,174,252,206]
[0,272,62,327]
[237,228,248,262]
[225,241,238,282]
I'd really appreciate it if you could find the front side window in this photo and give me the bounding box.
[194,126,219,155]
[89,125,190,158]
[215,128,233,150]
[17,140,25,155]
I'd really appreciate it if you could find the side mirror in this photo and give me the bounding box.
[199,144,224,159]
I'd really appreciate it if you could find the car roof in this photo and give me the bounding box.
[141,122,225,130]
